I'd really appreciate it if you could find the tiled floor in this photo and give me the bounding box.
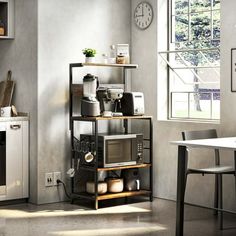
[0,198,235,236]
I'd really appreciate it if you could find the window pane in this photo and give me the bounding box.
[191,12,211,40]
[190,0,211,13]
[173,0,189,14]
[213,10,220,39]
[212,92,220,119]
[213,0,220,10]
[171,93,189,118]
[189,92,211,119]
[167,0,221,120]
[173,15,189,42]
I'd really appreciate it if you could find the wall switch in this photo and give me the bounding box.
[53,172,61,185]
[45,173,53,187]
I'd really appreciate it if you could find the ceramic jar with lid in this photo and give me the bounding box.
[106,177,124,193]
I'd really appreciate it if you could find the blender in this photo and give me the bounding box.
[81,74,100,117]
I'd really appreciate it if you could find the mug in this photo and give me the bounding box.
[0,106,11,117]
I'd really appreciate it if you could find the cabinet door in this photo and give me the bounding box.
[22,121,29,198]
[6,121,23,199]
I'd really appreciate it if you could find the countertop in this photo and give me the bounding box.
[0,113,29,122]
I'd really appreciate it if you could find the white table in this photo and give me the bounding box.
[171,137,236,236]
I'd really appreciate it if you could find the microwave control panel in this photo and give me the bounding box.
[136,134,143,164]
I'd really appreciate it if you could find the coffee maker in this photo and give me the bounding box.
[81,74,100,117]
[97,87,124,116]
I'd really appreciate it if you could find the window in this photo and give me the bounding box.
[159,0,220,120]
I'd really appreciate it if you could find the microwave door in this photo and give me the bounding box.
[106,139,135,166]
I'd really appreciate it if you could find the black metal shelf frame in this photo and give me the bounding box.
[69,63,153,209]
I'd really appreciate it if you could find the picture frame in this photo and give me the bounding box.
[231,48,236,92]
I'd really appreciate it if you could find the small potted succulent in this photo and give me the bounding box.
[82,48,97,63]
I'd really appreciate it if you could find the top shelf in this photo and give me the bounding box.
[70,63,138,69]
[71,115,152,121]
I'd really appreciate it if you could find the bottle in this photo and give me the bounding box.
[102,53,108,64]
[108,45,116,64]
[0,20,5,36]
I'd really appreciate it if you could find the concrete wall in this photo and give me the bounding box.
[131,0,236,209]
[37,0,131,204]
[0,0,38,203]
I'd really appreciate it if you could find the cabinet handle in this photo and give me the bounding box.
[10,124,21,130]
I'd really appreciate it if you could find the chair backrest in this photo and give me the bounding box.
[182,129,217,141]
[182,129,220,165]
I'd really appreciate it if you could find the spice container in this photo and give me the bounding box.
[0,20,5,36]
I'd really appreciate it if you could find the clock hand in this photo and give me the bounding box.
[142,3,144,16]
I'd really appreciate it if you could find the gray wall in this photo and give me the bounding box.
[0,0,38,203]
[131,0,236,209]
[37,0,131,204]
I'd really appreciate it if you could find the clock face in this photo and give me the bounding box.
[134,2,153,30]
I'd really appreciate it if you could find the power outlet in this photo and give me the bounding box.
[53,172,61,186]
[45,173,53,187]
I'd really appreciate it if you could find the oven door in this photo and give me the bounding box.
[0,126,6,195]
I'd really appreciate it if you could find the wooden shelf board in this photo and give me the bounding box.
[97,163,151,171]
[80,163,151,172]
[97,190,151,201]
[71,115,152,121]
[0,36,14,39]
[73,190,150,201]
[70,62,138,69]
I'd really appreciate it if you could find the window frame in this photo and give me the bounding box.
[164,0,221,121]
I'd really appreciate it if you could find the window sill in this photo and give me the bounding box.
[157,118,220,125]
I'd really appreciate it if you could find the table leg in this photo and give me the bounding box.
[176,145,187,236]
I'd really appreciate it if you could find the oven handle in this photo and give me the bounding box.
[10,124,21,130]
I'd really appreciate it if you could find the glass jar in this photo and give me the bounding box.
[116,54,126,64]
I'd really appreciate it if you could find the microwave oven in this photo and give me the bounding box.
[80,133,143,168]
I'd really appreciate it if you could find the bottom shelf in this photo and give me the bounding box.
[73,190,151,201]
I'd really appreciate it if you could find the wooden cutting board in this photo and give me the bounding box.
[0,71,15,107]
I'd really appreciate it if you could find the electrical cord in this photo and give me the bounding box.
[56,179,71,200]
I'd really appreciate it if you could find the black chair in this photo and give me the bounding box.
[182,129,235,229]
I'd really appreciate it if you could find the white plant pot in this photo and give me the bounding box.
[85,57,95,63]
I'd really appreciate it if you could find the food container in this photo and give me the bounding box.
[86,181,107,194]
[106,178,124,193]
[116,54,126,64]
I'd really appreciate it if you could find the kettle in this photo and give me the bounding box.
[121,168,140,191]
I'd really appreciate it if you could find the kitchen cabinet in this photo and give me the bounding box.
[0,0,14,39]
[69,63,153,209]
[0,118,29,201]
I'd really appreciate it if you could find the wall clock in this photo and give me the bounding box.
[134,2,153,30]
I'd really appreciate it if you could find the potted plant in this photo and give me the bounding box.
[82,48,97,63]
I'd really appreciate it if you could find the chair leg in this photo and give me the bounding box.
[214,174,219,215]
[218,174,223,230]
[184,173,188,197]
